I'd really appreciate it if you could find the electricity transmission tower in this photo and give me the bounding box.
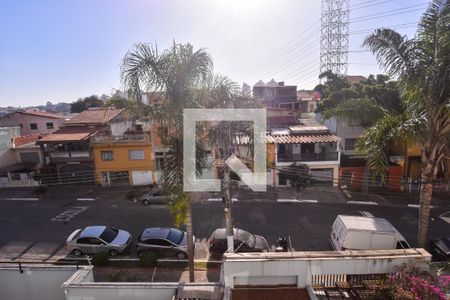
[320,0,350,76]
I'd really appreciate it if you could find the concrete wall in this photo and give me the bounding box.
[223,249,431,289]
[0,113,64,135]
[64,267,179,300]
[0,266,78,300]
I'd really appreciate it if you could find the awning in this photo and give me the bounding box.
[1,163,38,174]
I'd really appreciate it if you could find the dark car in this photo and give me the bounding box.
[209,228,270,255]
[429,238,450,260]
[139,187,174,205]
[136,227,193,259]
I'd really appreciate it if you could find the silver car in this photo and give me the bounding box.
[140,187,174,205]
[136,227,192,259]
[66,226,132,257]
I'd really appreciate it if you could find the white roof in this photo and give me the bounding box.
[338,215,396,233]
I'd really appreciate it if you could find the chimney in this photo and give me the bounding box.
[278,81,284,86]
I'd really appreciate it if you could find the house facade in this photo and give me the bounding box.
[253,80,300,110]
[91,130,155,186]
[37,108,134,184]
[0,110,65,135]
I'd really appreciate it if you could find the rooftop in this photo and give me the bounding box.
[38,126,102,143]
[18,110,65,119]
[64,108,124,125]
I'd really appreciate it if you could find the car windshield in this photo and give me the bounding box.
[167,228,184,245]
[238,229,255,248]
[99,227,119,244]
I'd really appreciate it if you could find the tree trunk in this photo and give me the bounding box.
[185,196,195,282]
[417,170,434,248]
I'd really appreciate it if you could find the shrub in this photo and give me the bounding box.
[139,251,157,268]
[92,251,109,267]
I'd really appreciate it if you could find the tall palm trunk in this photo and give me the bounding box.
[417,166,434,248]
[185,194,195,282]
[417,137,439,247]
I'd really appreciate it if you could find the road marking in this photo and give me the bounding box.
[277,199,319,203]
[439,211,450,224]
[408,204,434,209]
[76,198,95,201]
[208,198,238,202]
[51,206,89,222]
[359,211,374,217]
[3,197,39,201]
[347,201,378,206]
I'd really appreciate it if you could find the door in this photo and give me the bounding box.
[76,237,107,254]
[144,239,174,255]
[131,170,153,186]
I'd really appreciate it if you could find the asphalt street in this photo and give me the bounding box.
[0,188,449,261]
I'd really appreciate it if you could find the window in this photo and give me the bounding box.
[30,123,38,130]
[101,151,114,161]
[20,152,40,163]
[99,227,119,243]
[155,157,165,170]
[129,150,145,160]
[46,122,54,129]
[144,239,172,246]
[348,119,362,126]
[344,138,358,151]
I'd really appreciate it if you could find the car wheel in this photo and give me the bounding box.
[176,252,187,259]
[72,249,83,257]
[109,249,119,257]
[142,199,150,205]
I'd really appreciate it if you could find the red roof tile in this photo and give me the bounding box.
[266,133,339,144]
[38,126,103,142]
[236,133,340,145]
[19,110,65,119]
[13,133,47,146]
[64,108,124,125]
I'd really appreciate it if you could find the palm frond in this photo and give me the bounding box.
[363,28,417,79]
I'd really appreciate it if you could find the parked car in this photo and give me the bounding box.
[330,215,410,251]
[208,228,270,255]
[429,238,450,260]
[136,227,192,259]
[66,226,132,257]
[139,187,174,205]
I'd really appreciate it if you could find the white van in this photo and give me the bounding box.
[330,215,411,251]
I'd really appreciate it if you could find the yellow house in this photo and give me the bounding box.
[91,132,155,186]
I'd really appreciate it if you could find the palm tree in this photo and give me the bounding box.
[121,42,212,281]
[358,0,449,247]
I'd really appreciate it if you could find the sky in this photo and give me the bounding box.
[0,0,427,106]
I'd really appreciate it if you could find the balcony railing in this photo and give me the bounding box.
[277,152,339,162]
[49,151,92,163]
[91,133,150,144]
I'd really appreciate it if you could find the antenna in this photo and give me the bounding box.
[320,0,350,76]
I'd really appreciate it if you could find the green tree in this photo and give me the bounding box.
[357,0,449,247]
[285,162,311,192]
[70,95,104,113]
[121,42,213,282]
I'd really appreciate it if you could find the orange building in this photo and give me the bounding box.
[92,131,155,186]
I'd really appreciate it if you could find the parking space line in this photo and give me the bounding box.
[76,198,95,201]
[3,197,39,201]
[347,201,378,206]
[277,199,318,203]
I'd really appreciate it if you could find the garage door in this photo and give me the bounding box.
[310,168,333,186]
[131,170,153,186]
